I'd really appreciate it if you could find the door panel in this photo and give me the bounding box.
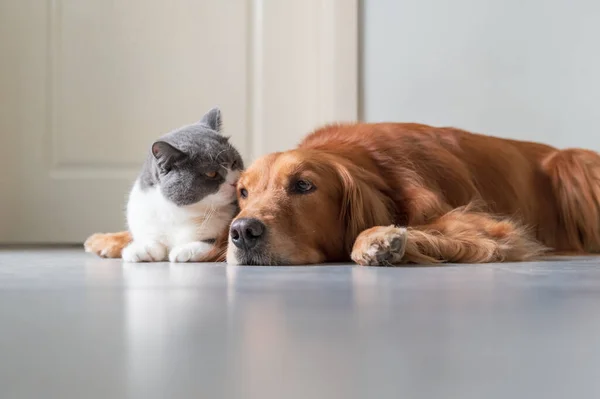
[1,0,249,242]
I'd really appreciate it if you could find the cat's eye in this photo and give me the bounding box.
[293,179,315,194]
[205,171,218,178]
[239,188,248,199]
[231,160,238,169]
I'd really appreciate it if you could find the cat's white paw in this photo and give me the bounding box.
[169,242,213,263]
[122,241,167,262]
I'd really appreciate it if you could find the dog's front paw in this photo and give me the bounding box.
[351,225,408,266]
[168,242,213,263]
[84,232,132,258]
[122,241,167,262]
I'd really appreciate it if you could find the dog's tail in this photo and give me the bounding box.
[542,148,600,252]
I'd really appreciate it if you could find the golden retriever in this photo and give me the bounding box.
[85,122,600,266]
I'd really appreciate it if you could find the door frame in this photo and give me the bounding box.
[248,0,359,159]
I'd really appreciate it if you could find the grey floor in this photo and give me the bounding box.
[1,249,600,399]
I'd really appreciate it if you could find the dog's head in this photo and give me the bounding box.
[226,149,394,265]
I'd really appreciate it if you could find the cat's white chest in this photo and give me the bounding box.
[126,180,232,249]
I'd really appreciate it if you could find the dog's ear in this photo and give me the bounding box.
[333,160,395,253]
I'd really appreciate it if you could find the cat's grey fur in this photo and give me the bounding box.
[139,108,244,206]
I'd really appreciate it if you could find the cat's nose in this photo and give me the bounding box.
[230,218,265,250]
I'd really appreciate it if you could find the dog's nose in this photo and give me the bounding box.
[230,218,265,250]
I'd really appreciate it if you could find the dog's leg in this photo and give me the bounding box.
[84,231,132,258]
[542,148,600,252]
[351,209,546,266]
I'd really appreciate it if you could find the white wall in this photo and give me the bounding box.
[361,0,600,150]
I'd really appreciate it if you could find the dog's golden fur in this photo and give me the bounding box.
[86,122,600,265]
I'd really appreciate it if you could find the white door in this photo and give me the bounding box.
[0,0,358,243]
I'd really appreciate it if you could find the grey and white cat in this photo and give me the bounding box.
[122,108,243,262]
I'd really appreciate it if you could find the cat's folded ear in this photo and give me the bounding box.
[152,141,186,171]
[198,107,222,133]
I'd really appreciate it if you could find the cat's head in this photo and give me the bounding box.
[149,108,244,207]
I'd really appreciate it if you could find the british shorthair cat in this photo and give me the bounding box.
[121,107,243,262]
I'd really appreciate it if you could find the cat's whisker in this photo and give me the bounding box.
[214,149,229,164]
[197,205,217,234]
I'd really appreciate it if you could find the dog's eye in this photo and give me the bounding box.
[294,179,314,194]
[239,188,248,199]
[205,171,218,178]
